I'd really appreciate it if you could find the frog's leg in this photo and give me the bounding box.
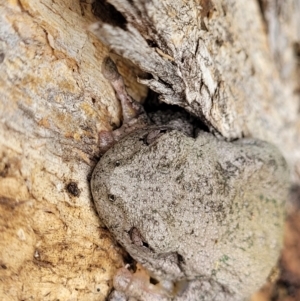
[99,57,148,153]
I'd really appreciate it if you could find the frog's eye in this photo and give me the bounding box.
[141,128,169,145]
[108,194,116,202]
[115,160,121,167]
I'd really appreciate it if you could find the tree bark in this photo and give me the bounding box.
[0,0,299,301]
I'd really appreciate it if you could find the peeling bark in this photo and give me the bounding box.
[91,0,300,183]
[0,0,300,300]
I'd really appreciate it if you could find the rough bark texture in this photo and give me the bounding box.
[0,1,147,300]
[91,0,300,185]
[0,0,299,300]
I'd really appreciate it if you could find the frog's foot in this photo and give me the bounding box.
[98,130,115,154]
[99,57,149,153]
[108,264,174,301]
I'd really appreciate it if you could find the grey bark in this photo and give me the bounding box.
[91,0,300,182]
[0,0,299,301]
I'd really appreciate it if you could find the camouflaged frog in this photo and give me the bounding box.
[91,57,289,301]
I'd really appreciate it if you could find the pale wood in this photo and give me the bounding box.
[0,0,299,300]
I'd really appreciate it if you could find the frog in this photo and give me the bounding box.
[91,57,290,301]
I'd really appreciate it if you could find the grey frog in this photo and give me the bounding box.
[91,58,289,301]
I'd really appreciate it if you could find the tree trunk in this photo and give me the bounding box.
[0,0,299,301]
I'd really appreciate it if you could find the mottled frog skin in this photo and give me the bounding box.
[91,58,289,301]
